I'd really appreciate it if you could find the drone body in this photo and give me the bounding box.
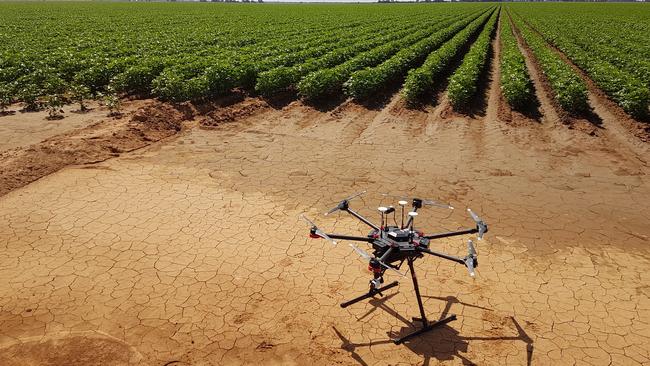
[302,192,488,344]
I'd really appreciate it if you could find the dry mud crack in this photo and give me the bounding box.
[0,96,649,365]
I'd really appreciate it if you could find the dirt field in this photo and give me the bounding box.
[1,38,649,366]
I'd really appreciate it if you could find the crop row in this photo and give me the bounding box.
[5,2,478,106]
[1,8,372,93]
[514,13,649,118]
[117,18,377,96]
[296,9,486,101]
[401,9,494,103]
[343,7,494,100]
[133,18,404,101]
[498,14,535,111]
[508,3,650,62]
[510,12,588,114]
[254,13,460,96]
[447,9,499,108]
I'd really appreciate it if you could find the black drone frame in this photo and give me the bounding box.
[304,193,488,344]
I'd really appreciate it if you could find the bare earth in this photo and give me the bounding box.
[1,41,649,366]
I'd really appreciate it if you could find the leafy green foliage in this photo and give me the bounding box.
[45,94,65,120]
[1,1,646,117]
[510,5,649,118]
[295,11,481,101]
[102,88,122,116]
[0,84,11,112]
[401,10,494,103]
[511,14,589,114]
[499,16,535,111]
[447,10,499,108]
[69,83,91,112]
[344,9,493,100]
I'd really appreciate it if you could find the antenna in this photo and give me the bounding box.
[398,200,407,228]
[378,206,388,235]
[408,211,418,231]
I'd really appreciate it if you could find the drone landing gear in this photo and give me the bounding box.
[340,281,400,308]
[393,256,456,345]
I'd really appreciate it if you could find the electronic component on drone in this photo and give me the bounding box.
[300,191,488,344]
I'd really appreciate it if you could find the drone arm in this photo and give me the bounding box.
[417,247,465,265]
[346,208,380,231]
[326,233,375,243]
[423,227,477,240]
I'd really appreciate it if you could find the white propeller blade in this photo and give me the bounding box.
[325,190,366,215]
[300,214,337,245]
[467,208,487,240]
[465,239,477,277]
[348,243,406,277]
[468,239,477,257]
[422,199,454,210]
[349,243,372,260]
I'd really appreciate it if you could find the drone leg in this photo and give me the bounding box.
[340,281,399,308]
[392,257,456,345]
[409,257,429,326]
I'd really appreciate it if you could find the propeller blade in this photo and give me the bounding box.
[325,206,341,216]
[378,260,406,277]
[467,239,477,257]
[300,214,337,245]
[422,199,454,210]
[315,229,337,245]
[325,190,366,216]
[348,243,406,277]
[300,214,318,228]
[467,208,488,240]
[465,239,477,277]
[344,190,367,202]
[467,208,482,223]
[381,193,453,210]
[349,243,372,260]
[465,257,476,277]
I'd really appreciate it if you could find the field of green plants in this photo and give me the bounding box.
[0,2,648,120]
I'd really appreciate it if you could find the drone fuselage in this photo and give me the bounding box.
[368,226,429,265]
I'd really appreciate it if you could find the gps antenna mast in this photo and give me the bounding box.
[399,200,407,228]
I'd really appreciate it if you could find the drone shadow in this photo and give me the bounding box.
[356,292,411,325]
[334,295,534,366]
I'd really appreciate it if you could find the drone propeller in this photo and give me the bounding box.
[467,208,488,240]
[325,190,367,216]
[422,199,454,210]
[348,243,406,277]
[464,239,478,277]
[300,214,337,245]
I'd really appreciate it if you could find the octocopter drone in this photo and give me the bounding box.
[301,191,488,344]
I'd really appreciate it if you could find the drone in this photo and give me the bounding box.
[301,191,488,344]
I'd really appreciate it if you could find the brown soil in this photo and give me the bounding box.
[199,97,271,129]
[0,332,142,366]
[0,101,191,197]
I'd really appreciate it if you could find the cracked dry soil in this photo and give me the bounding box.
[0,94,649,366]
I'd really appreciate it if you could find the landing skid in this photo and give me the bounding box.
[340,256,458,344]
[340,281,400,308]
